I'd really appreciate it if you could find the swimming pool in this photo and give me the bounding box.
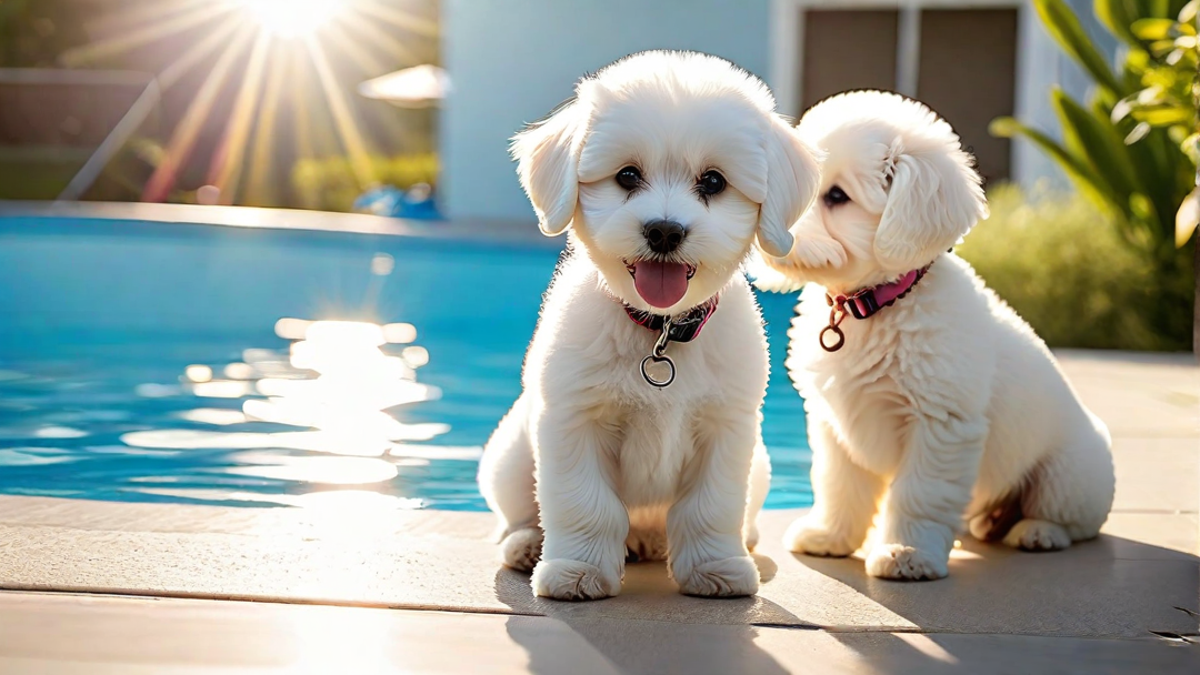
[0,208,811,511]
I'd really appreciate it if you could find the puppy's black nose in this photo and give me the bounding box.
[643,219,686,254]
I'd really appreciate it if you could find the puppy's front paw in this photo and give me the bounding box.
[1003,519,1072,552]
[783,516,859,557]
[865,544,948,581]
[531,558,619,601]
[500,527,543,572]
[675,556,760,597]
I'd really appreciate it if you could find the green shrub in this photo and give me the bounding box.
[989,0,1196,349]
[1121,0,1200,247]
[290,154,438,212]
[959,184,1180,350]
[992,0,1194,254]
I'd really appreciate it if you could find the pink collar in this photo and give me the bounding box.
[820,264,931,352]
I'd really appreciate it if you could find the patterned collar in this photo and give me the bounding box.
[820,264,931,352]
[623,295,719,344]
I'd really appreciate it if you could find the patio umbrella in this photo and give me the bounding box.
[357,64,449,109]
[355,64,446,219]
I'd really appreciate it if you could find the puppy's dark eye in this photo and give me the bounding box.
[615,166,642,191]
[696,170,726,197]
[823,186,850,207]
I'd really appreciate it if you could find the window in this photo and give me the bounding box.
[917,9,1018,183]
[801,10,899,110]
[777,0,1019,183]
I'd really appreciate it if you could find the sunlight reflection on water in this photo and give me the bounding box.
[113,315,473,509]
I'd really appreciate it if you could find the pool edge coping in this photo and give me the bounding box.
[0,200,557,248]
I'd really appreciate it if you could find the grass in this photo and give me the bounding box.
[958,184,1189,351]
[0,149,89,200]
[289,153,438,212]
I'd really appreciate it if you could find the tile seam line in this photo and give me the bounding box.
[1,586,1193,641]
[0,585,540,618]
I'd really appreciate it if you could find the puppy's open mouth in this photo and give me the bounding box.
[624,259,696,309]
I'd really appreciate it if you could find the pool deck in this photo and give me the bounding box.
[0,349,1196,673]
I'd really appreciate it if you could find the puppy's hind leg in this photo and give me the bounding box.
[744,434,771,552]
[478,393,542,572]
[1005,420,1114,552]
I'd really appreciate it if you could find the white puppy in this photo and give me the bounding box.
[477,51,820,600]
[754,91,1114,581]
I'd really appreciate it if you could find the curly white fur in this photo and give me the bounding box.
[478,51,821,600]
[753,91,1115,581]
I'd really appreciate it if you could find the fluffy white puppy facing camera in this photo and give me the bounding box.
[477,50,821,600]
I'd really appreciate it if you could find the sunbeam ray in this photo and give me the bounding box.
[157,17,244,89]
[356,1,439,38]
[325,22,388,75]
[142,27,256,202]
[305,36,377,189]
[245,46,289,206]
[208,32,273,204]
[337,10,422,66]
[86,0,216,34]
[61,3,235,67]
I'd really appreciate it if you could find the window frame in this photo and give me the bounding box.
[769,0,1024,118]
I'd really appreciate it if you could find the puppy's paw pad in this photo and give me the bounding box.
[1003,519,1072,552]
[783,516,857,557]
[500,527,543,572]
[866,544,948,581]
[676,556,760,597]
[531,559,618,601]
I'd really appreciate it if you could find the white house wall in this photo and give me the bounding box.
[440,0,1120,220]
[440,0,771,222]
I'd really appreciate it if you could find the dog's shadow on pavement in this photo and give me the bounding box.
[492,554,796,675]
[783,534,1200,673]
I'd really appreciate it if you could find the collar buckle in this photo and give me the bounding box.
[625,297,718,389]
[819,263,932,352]
[640,318,677,388]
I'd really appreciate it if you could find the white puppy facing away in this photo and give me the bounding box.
[754,90,1115,581]
[477,51,820,600]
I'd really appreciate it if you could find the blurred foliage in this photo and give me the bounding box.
[1120,0,1200,247]
[0,0,87,67]
[990,0,1196,350]
[290,154,438,212]
[0,155,81,199]
[959,185,1186,350]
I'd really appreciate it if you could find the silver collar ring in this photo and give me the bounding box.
[640,319,676,388]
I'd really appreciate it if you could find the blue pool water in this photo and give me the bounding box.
[0,214,810,511]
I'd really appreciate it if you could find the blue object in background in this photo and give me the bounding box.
[0,214,810,511]
[354,183,443,221]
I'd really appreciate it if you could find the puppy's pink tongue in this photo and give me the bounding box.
[633,260,689,309]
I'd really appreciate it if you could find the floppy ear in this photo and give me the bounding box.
[757,115,821,258]
[510,101,584,236]
[874,147,988,272]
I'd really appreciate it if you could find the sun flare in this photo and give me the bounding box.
[241,0,346,38]
[61,0,437,205]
